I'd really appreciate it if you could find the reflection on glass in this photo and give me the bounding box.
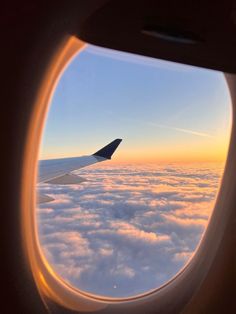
[37,45,231,298]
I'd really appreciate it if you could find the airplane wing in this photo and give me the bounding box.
[37,139,122,203]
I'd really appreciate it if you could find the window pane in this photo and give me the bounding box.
[37,44,231,298]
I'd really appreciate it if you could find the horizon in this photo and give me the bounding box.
[39,155,226,164]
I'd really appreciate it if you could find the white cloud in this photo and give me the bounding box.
[37,162,223,297]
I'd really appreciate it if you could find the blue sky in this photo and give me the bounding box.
[40,45,231,162]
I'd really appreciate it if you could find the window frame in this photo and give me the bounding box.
[21,34,235,313]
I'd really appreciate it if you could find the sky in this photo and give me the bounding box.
[39,44,231,163]
[37,162,224,297]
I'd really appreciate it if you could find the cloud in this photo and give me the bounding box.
[37,162,224,297]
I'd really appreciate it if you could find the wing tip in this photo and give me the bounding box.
[93,138,122,159]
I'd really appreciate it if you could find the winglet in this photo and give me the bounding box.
[93,139,122,159]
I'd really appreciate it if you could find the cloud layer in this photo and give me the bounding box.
[37,162,223,297]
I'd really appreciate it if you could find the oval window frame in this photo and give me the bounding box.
[21,34,234,313]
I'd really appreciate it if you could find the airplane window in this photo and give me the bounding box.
[37,44,231,298]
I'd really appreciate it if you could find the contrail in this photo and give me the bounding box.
[149,122,215,138]
[118,117,214,139]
